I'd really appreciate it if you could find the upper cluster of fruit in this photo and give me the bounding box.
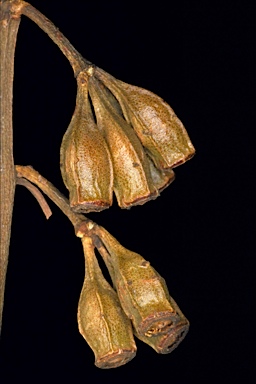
[60,66,195,212]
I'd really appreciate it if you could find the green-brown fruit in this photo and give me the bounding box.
[94,67,195,170]
[60,72,113,212]
[95,226,181,338]
[88,76,158,208]
[77,236,137,369]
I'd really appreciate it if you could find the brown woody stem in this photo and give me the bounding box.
[21,2,91,77]
[15,166,118,280]
[0,0,25,334]
[0,0,94,334]
[15,165,90,229]
[15,166,108,257]
[15,166,116,273]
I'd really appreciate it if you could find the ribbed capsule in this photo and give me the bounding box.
[60,72,113,212]
[77,236,137,369]
[88,76,158,208]
[134,274,189,353]
[95,226,181,338]
[94,67,195,170]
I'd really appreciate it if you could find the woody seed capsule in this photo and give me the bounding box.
[95,226,183,338]
[60,72,113,212]
[94,66,195,170]
[77,236,137,369]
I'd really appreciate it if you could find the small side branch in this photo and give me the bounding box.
[16,177,52,219]
[15,166,113,261]
[15,165,91,230]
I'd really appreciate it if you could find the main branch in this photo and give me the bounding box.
[0,0,24,333]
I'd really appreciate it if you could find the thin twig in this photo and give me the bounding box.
[15,165,93,231]
[16,177,52,219]
[21,2,91,77]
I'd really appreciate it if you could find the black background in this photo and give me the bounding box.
[0,1,255,382]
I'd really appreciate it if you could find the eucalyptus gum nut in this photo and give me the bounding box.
[60,72,113,213]
[94,67,195,170]
[88,76,158,208]
[133,285,190,353]
[96,226,176,337]
[77,237,137,369]
[134,317,189,354]
[90,76,176,194]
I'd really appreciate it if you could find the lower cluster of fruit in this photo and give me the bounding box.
[77,229,189,369]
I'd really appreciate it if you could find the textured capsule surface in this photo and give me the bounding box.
[88,76,158,208]
[60,72,113,212]
[78,237,137,369]
[96,226,179,337]
[95,67,195,170]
